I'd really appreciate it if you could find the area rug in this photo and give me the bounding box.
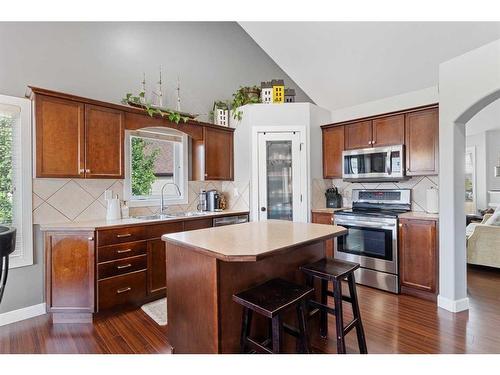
[141,298,167,326]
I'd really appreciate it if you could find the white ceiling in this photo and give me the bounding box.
[240,22,500,111]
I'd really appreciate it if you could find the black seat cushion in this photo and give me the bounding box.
[233,278,314,318]
[300,258,359,281]
[0,226,16,258]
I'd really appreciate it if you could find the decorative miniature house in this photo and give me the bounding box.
[260,81,273,104]
[212,101,229,126]
[284,88,296,103]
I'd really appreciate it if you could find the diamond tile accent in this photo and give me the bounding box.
[74,201,107,222]
[33,203,70,225]
[47,181,95,220]
[33,178,70,200]
[75,179,116,199]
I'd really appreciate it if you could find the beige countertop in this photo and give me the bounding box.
[399,211,439,221]
[311,207,347,214]
[162,220,347,262]
[39,210,250,231]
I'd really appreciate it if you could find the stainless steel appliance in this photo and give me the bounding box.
[206,190,220,212]
[342,145,405,182]
[197,190,208,211]
[334,189,411,293]
[213,215,249,227]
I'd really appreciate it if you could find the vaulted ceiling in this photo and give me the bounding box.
[240,22,500,111]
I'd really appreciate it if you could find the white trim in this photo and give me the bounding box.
[0,303,46,327]
[0,94,33,269]
[437,295,470,313]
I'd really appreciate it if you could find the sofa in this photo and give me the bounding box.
[467,214,500,268]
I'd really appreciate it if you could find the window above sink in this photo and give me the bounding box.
[123,127,188,207]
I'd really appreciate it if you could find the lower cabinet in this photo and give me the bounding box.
[399,218,438,301]
[311,211,334,258]
[147,239,167,297]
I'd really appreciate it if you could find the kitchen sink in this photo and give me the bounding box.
[168,211,214,217]
[133,211,215,220]
[133,214,176,221]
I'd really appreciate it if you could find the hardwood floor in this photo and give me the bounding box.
[0,266,499,354]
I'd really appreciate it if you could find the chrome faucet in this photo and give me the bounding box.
[160,182,181,214]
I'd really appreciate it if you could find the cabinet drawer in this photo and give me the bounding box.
[98,255,147,280]
[146,221,184,239]
[97,271,147,311]
[97,226,147,246]
[97,241,147,263]
[184,218,213,231]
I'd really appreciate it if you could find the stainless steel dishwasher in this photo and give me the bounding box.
[213,215,249,227]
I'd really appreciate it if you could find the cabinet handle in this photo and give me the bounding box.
[116,287,132,294]
[88,237,94,241]
[117,248,132,254]
[399,223,403,227]
[117,263,132,269]
[79,169,85,174]
[116,233,132,238]
[86,169,91,173]
[372,140,376,145]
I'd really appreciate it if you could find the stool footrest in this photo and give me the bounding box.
[308,300,336,316]
[343,318,359,335]
[283,322,300,338]
[325,290,353,303]
[247,337,273,354]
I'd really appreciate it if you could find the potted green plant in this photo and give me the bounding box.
[231,86,262,120]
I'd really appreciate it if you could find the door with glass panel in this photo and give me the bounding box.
[257,132,301,221]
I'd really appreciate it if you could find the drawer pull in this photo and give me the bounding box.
[116,287,132,294]
[116,233,132,238]
[116,248,132,254]
[117,263,132,269]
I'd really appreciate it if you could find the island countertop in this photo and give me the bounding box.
[162,220,347,262]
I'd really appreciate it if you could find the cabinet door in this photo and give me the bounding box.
[405,108,439,176]
[147,239,167,296]
[204,127,234,180]
[322,126,344,178]
[372,114,404,147]
[35,95,85,178]
[344,120,372,150]
[45,232,95,313]
[85,105,124,178]
[184,218,213,231]
[311,212,334,257]
[399,219,437,295]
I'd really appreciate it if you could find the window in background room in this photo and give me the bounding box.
[124,128,188,207]
[0,95,33,268]
[465,146,477,214]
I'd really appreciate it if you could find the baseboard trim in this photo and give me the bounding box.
[437,295,470,312]
[0,303,47,327]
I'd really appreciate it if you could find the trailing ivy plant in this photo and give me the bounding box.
[231,86,261,120]
[122,92,189,124]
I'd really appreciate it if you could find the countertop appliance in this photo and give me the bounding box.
[206,190,220,212]
[334,189,411,293]
[342,145,405,182]
[213,215,249,226]
[325,187,342,208]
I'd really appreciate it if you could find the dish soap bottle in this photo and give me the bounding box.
[121,201,130,218]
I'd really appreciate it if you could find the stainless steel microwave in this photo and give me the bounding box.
[342,145,406,181]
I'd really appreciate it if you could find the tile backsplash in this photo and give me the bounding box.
[32,178,250,225]
[312,176,439,212]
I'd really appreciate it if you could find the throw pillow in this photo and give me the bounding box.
[485,205,500,226]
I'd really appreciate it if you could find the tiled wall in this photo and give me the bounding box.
[31,179,240,224]
[312,176,439,212]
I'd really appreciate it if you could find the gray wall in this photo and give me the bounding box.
[0,22,311,314]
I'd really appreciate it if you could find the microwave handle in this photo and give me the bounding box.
[386,151,393,175]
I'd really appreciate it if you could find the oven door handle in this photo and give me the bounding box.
[386,151,392,175]
[335,220,395,229]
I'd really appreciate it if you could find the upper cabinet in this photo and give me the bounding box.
[372,114,405,147]
[405,108,439,176]
[344,120,372,150]
[84,105,124,178]
[322,125,344,178]
[35,95,85,178]
[35,95,124,179]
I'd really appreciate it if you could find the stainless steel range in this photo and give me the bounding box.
[334,189,411,293]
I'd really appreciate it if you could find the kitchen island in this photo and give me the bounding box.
[162,220,347,354]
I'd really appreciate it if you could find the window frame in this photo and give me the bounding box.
[123,128,188,208]
[0,94,33,269]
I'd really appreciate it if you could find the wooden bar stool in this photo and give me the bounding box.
[233,278,314,354]
[300,258,368,354]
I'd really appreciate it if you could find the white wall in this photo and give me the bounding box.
[486,129,500,194]
[466,132,488,210]
[438,38,500,313]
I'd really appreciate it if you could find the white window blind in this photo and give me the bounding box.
[0,95,33,268]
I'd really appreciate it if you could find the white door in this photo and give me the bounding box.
[257,131,303,221]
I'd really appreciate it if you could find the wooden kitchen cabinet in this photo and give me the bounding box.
[405,108,439,176]
[372,114,405,147]
[203,127,234,180]
[322,126,344,178]
[35,94,124,178]
[35,95,85,178]
[147,239,167,297]
[399,218,438,301]
[344,120,372,150]
[311,211,334,258]
[84,104,124,178]
[45,231,95,322]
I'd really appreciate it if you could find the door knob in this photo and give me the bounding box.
[261,207,266,212]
